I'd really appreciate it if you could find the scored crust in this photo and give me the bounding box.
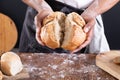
[61,12,86,51]
[41,12,66,49]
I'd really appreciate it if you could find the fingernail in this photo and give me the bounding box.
[84,27,89,33]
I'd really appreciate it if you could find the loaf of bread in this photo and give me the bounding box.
[0,71,3,80]
[40,12,86,51]
[0,52,23,76]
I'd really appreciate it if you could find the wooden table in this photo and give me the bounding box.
[3,53,118,80]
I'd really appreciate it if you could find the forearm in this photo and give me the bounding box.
[82,0,119,18]
[95,0,119,15]
[22,0,52,13]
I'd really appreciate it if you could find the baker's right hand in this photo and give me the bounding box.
[34,10,53,46]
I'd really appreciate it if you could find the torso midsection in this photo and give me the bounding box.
[56,0,94,9]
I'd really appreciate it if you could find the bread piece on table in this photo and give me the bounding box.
[61,12,86,51]
[113,56,120,64]
[41,12,66,49]
[0,71,3,80]
[0,52,23,76]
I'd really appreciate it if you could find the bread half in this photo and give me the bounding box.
[61,12,86,51]
[0,52,23,76]
[41,12,66,49]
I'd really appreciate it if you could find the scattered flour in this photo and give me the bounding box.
[22,53,113,80]
[62,59,74,65]
[78,54,86,60]
[79,65,99,73]
[60,74,65,78]
[48,64,58,70]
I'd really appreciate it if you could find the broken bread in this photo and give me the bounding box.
[0,52,23,76]
[40,11,86,51]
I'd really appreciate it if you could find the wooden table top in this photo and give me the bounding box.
[3,53,118,80]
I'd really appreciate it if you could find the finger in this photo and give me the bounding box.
[34,14,45,46]
[81,26,94,48]
[84,26,91,33]
[34,14,42,28]
[70,47,83,54]
[70,51,74,54]
[70,41,88,54]
[83,21,91,33]
[83,19,95,33]
[36,28,45,46]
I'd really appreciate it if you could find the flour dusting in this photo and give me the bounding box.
[21,53,116,80]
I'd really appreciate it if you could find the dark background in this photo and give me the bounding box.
[0,0,120,50]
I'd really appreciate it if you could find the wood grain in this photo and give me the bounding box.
[96,50,120,80]
[0,13,18,56]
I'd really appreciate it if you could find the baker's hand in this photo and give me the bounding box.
[71,13,96,54]
[34,10,53,46]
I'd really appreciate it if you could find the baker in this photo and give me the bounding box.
[19,0,119,53]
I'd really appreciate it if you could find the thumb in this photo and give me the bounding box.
[83,19,95,33]
[83,25,91,33]
[34,14,42,29]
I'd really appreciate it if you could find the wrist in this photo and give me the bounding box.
[38,9,53,15]
[37,1,53,13]
[81,11,97,22]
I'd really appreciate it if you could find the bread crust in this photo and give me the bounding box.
[41,22,60,48]
[61,12,86,51]
[0,52,23,76]
[41,12,66,49]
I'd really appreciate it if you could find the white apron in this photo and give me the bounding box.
[56,0,110,53]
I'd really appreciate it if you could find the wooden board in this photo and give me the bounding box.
[96,50,120,80]
[0,13,18,56]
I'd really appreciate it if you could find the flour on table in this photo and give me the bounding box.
[21,53,115,80]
